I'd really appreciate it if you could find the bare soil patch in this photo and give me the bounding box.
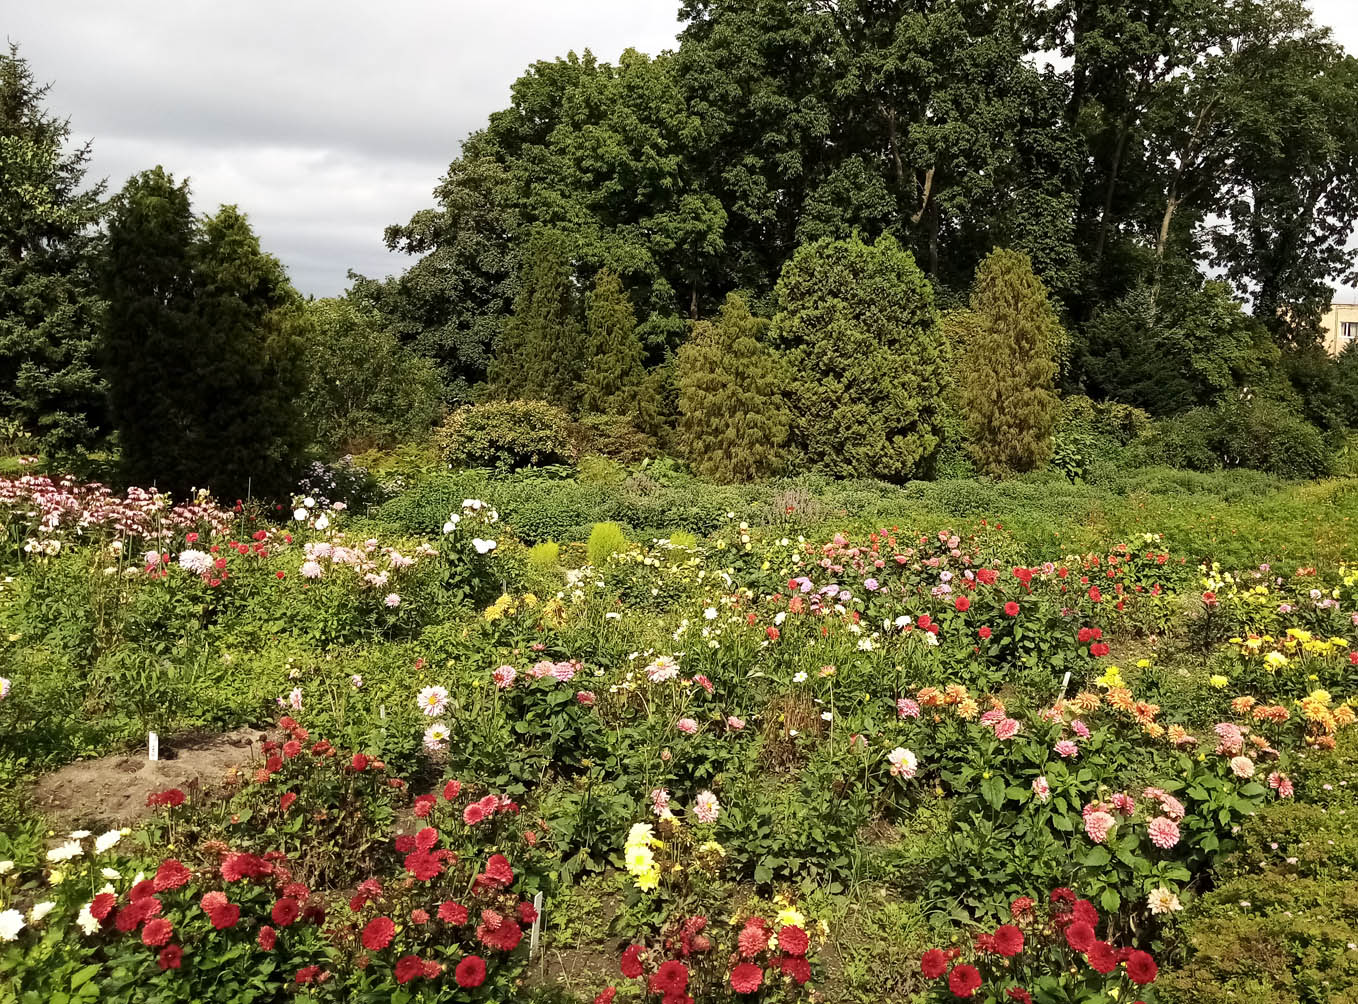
[32,727,265,830]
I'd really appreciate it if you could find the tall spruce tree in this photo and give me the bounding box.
[961,248,1063,475]
[0,45,107,454]
[489,230,582,408]
[769,235,947,481]
[580,269,645,415]
[676,293,789,482]
[102,170,307,499]
[192,204,309,497]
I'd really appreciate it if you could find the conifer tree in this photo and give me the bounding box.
[770,235,947,481]
[676,293,790,482]
[102,170,307,499]
[580,269,645,415]
[0,45,107,453]
[489,230,582,408]
[960,248,1063,475]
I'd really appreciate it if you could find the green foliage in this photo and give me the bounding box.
[579,269,646,416]
[0,45,107,455]
[436,400,576,472]
[102,173,308,499]
[571,412,656,464]
[1159,766,1358,1004]
[489,230,583,409]
[1080,283,1279,415]
[351,148,520,403]
[298,297,444,454]
[771,235,946,481]
[1147,398,1332,479]
[586,521,627,566]
[961,249,1063,476]
[527,540,560,569]
[677,294,790,482]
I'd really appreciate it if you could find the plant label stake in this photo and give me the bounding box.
[529,892,544,957]
[148,732,159,761]
[1058,671,1071,702]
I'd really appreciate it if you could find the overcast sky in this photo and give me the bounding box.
[10,1,1358,297]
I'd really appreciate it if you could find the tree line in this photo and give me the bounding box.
[4,0,1358,496]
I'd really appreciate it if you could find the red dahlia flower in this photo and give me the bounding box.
[920,948,949,979]
[443,779,462,801]
[948,964,982,997]
[439,901,469,925]
[594,989,617,1004]
[1125,950,1157,985]
[1006,988,1032,1004]
[620,944,645,979]
[394,955,425,985]
[258,926,277,950]
[648,960,689,995]
[153,859,191,892]
[157,945,183,970]
[362,916,396,951]
[1072,899,1099,928]
[455,955,487,988]
[737,920,769,958]
[129,879,156,901]
[1004,602,1020,617]
[404,850,443,881]
[415,827,440,852]
[993,925,1024,957]
[208,903,240,930]
[1064,922,1095,953]
[778,924,809,956]
[482,853,514,887]
[141,917,173,947]
[271,898,301,927]
[1088,940,1119,974]
[90,893,116,922]
[476,910,523,951]
[779,954,812,984]
[280,792,296,812]
[730,962,763,994]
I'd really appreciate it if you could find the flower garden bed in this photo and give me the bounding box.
[1,475,1356,1002]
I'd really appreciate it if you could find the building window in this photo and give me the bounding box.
[1343,321,1358,342]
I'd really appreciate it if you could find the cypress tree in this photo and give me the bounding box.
[0,45,107,454]
[770,235,948,481]
[580,269,645,415]
[102,171,307,499]
[960,248,1063,475]
[191,204,309,497]
[489,230,582,408]
[676,293,790,482]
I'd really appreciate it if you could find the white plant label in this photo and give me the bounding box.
[529,891,544,957]
[148,731,159,761]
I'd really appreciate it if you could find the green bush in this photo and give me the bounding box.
[1158,756,1358,1004]
[586,521,628,566]
[571,412,656,464]
[528,540,560,569]
[1147,399,1332,479]
[299,298,445,453]
[437,400,577,472]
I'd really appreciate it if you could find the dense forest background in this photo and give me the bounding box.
[5,0,1358,497]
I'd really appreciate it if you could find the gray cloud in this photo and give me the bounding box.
[10,1,1357,296]
[10,0,682,295]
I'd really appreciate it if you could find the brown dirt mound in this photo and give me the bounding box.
[32,728,265,830]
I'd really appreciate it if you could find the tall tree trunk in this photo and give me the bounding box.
[927,199,940,278]
[1092,109,1132,266]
